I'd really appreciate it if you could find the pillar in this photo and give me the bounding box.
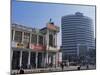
[19,51,22,68]
[13,30,15,41]
[21,32,24,43]
[27,51,31,68]
[37,34,39,45]
[11,49,13,69]
[53,54,56,67]
[35,52,38,68]
[46,29,49,66]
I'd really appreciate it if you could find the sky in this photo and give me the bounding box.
[12,0,96,48]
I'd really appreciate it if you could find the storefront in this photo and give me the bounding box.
[11,41,46,69]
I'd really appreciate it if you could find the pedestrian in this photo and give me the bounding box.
[60,62,64,71]
[86,65,89,69]
[19,68,24,74]
[77,66,80,70]
[50,63,53,68]
[17,65,20,74]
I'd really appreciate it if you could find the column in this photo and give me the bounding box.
[11,49,13,68]
[21,32,24,43]
[13,30,15,41]
[37,34,39,45]
[53,54,55,67]
[19,51,22,68]
[27,51,31,68]
[46,30,49,66]
[46,52,48,65]
[35,52,38,68]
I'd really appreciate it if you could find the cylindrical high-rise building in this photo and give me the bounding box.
[61,12,95,60]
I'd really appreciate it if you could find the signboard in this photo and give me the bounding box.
[48,46,58,51]
[16,43,24,48]
[11,41,17,47]
[47,24,59,32]
[30,44,46,51]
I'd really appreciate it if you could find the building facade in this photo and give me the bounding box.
[11,21,60,70]
[61,12,95,61]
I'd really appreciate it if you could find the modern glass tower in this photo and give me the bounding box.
[61,12,95,60]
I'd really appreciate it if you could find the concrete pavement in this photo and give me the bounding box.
[11,65,96,75]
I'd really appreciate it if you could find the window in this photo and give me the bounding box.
[39,35,43,45]
[31,34,37,44]
[49,34,53,47]
[23,32,30,43]
[23,32,30,48]
[14,31,22,43]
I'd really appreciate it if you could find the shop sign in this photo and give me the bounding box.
[30,44,45,51]
[49,46,57,51]
[17,43,24,48]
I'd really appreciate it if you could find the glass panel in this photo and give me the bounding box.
[30,52,36,68]
[49,34,53,46]
[39,35,43,45]
[23,32,30,48]
[38,53,42,68]
[14,31,22,43]
[31,34,37,44]
[12,51,20,69]
[22,51,28,69]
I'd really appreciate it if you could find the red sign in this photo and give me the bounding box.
[30,44,46,51]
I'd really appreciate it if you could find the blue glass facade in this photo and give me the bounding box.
[61,12,95,60]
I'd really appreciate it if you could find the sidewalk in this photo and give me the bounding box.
[11,65,96,74]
